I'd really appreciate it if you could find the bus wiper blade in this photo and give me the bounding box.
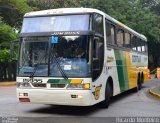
[50,46,68,79]
[51,55,68,79]
[29,66,37,78]
[29,54,47,78]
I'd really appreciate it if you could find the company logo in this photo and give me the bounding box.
[52,31,80,35]
[92,85,102,100]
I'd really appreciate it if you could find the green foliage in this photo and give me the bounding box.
[27,0,79,10]
[0,0,32,27]
[79,0,160,44]
[0,0,160,67]
[9,0,32,14]
[0,24,18,47]
[0,0,29,62]
[0,49,10,62]
[0,23,18,62]
[0,48,17,62]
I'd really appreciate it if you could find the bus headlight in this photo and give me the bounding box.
[17,83,31,88]
[67,83,90,89]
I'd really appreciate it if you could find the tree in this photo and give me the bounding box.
[0,0,32,28]
[0,0,159,68]
[27,0,79,10]
[0,0,31,63]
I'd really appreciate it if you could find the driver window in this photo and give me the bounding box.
[92,37,104,81]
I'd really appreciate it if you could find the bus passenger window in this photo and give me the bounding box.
[141,40,147,53]
[105,21,115,45]
[145,42,148,52]
[137,38,142,52]
[117,29,124,47]
[131,35,137,51]
[124,32,131,48]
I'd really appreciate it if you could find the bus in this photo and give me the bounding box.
[16,8,148,108]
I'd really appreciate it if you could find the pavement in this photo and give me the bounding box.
[145,74,160,99]
[149,86,160,99]
[0,81,16,86]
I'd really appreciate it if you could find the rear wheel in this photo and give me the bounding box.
[136,73,142,91]
[140,73,144,87]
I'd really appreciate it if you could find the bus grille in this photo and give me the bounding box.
[50,84,66,88]
[32,83,46,88]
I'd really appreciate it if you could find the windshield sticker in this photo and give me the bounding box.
[51,36,58,43]
[64,65,71,70]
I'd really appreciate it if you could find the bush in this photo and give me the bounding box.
[0,49,17,62]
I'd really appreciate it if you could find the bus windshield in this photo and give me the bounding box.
[18,36,91,77]
[21,14,90,33]
[19,37,50,77]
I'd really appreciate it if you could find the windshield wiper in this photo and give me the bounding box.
[29,52,48,78]
[50,45,68,79]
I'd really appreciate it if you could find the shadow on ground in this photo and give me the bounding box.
[27,87,141,116]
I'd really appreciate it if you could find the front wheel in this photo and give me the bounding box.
[98,82,112,108]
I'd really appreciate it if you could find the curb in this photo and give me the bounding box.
[149,88,160,99]
[0,82,16,86]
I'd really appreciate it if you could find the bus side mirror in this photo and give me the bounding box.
[10,39,19,58]
[10,41,15,58]
[93,37,100,42]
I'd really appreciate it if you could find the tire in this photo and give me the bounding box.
[137,74,142,91]
[98,82,111,108]
[140,73,144,87]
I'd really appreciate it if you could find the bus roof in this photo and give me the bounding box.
[24,8,147,41]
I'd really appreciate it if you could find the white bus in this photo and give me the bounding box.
[17,8,148,107]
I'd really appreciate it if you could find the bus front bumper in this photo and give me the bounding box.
[17,88,94,106]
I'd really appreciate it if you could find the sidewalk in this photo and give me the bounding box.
[149,78,160,99]
[149,86,160,99]
[0,81,16,86]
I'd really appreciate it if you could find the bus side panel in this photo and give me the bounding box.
[114,49,129,92]
[114,49,148,92]
[106,47,121,96]
[125,51,138,89]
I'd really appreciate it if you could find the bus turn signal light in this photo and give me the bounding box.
[70,79,83,84]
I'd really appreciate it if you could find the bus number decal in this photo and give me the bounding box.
[23,79,43,83]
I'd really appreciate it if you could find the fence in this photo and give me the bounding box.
[0,62,17,82]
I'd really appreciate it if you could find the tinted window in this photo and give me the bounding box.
[124,32,131,48]
[142,40,148,53]
[50,36,91,77]
[131,35,137,50]
[93,13,104,35]
[19,37,50,77]
[105,20,115,45]
[21,15,90,33]
[117,29,124,47]
[92,37,104,81]
[137,38,142,52]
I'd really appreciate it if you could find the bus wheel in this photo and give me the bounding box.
[137,74,142,91]
[140,73,144,86]
[99,82,111,108]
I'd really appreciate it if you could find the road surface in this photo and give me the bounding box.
[0,79,160,122]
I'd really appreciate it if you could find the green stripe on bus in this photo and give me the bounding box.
[114,50,129,92]
[47,79,71,84]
